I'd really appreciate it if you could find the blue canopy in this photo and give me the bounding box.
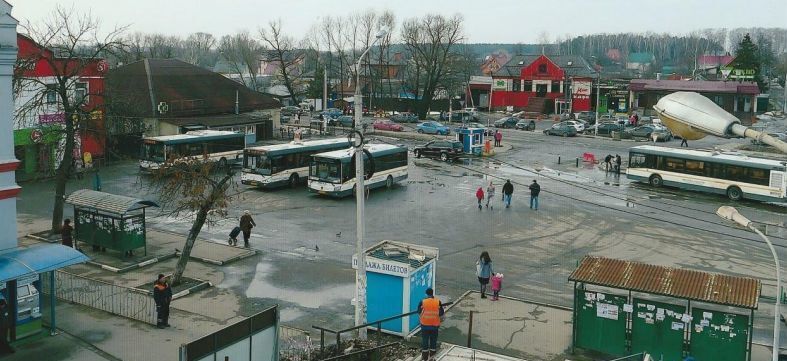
[0,244,90,283]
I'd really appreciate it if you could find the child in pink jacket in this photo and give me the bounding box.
[491,273,503,300]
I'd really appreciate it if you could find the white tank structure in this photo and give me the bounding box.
[654,91,787,154]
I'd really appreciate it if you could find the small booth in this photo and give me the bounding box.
[352,241,439,336]
[456,128,485,155]
[65,189,158,257]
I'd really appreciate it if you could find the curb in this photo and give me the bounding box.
[87,251,178,273]
[136,276,212,301]
[175,245,259,266]
[26,232,60,243]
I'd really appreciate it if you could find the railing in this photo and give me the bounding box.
[608,353,646,361]
[312,302,453,359]
[280,325,315,361]
[42,270,157,325]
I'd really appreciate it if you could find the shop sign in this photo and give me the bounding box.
[30,129,43,143]
[722,67,755,80]
[492,79,507,90]
[352,255,409,276]
[572,81,591,100]
[39,113,65,124]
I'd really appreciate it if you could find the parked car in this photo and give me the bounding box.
[281,106,302,116]
[319,108,342,120]
[586,122,625,135]
[373,119,404,132]
[616,115,632,126]
[413,140,464,161]
[626,124,673,141]
[391,112,419,123]
[543,123,578,137]
[515,119,536,131]
[417,121,450,135]
[336,115,354,127]
[441,111,477,122]
[494,117,519,128]
[576,111,596,124]
[558,120,585,133]
[463,107,478,117]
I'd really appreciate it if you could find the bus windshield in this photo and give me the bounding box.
[141,143,165,162]
[244,151,273,175]
[311,158,342,183]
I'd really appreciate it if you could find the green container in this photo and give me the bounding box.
[688,308,748,361]
[575,289,628,356]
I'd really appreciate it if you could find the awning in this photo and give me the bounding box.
[0,244,90,283]
[65,189,158,216]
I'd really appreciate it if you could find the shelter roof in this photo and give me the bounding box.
[65,189,158,216]
[629,79,760,94]
[0,244,89,283]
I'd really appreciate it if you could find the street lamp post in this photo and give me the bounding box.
[591,56,600,137]
[353,28,387,340]
[717,206,780,361]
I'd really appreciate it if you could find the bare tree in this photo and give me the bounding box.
[218,31,262,91]
[400,14,464,118]
[182,32,217,67]
[259,20,302,103]
[143,33,180,58]
[149,159,236,286]
[14,6,127,233]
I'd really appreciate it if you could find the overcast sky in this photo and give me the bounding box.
[7,0,787,43]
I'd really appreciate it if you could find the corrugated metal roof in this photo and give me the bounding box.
[629,79,760,94]
[568,256,761,309]
[65,189,158,216]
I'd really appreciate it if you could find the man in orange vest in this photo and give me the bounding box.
[417,288,444,361]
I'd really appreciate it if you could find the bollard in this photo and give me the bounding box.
[576,158,579,167]
[558,156,561,164]
[467,310,473,348]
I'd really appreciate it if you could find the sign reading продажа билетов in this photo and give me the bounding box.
[351,255,409,277]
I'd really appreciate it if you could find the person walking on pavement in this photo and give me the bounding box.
[485,181,496,209]
[680,137,688,147]
[61,218,74,248]
[0,299,13,354]
[529,180,541,210]
[494,130,503,147]
[475,187,484,210]
[615,154,622,175]
[153,274,172,329]
[476,251,494,298]
[418,288,444,361]
[239,210,256,248]
[603,154,612,173]
[502,180,514,208]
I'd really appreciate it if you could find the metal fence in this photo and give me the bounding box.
[279,325,314,361]
[42,270,157,325]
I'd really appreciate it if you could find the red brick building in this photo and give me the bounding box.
[490,54,596,114]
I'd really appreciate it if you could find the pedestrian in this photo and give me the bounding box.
[475,187,484,210]
[680,137,688,147]
[502,180,514,208]
[417,288,444,361]
[494,130,502,147]
[0,299,13,354]
[604,154,613,173]
[239,210,256,248]
[228,225,241,246]
[153,274,172,329]
[61,218,73,248]
[529,180,540,210]
[485,181,495,209]
[476,251,493,298]
[615,154,622,175]
[490,273,504,301]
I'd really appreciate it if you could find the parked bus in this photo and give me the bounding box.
[627,145,787,202]
[140,130,245,172]
[308,144,409,197]
[241,138,351,189]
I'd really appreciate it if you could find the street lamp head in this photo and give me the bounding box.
[716,206,752,228]
[375,27,388,39]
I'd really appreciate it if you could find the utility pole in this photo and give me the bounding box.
[323,64,328,112]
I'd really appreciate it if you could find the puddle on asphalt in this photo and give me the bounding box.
[245,263,355,309]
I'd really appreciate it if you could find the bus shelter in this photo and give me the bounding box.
[65,189,158,257]
[569,256,760,361]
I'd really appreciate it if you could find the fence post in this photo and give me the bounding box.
[377,322,382,346]
[49,271,56,335]
[336,332,341,355]
[576,157,579,167]
[467,311,473,348]
[558,156,561,164]
[320,330,325,356]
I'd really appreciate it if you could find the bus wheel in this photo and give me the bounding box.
[289,174,300,188]
[386,175,393,189]
[440,152,449,162]
[414,150,421,158]
[218,158,227,169]
[727,186,743,201]
[648,174,663,187]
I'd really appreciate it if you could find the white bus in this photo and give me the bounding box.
[627,145,787,202]
[308,144,409,197]
[240,138,351,189]
[140,130,246,172]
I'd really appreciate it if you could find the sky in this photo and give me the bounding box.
[7,0,787,44]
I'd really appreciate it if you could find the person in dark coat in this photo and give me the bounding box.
[239,210,257,248]
[61,219,73,248]
[153,274,173,329]
[615,154,622,175]
[529,180,541,210]
[604,154,613,173]
[0,299,13,354]
[502,180,514,208]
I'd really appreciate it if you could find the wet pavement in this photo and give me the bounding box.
[13,121,787,359]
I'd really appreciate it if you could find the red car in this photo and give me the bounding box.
[373,120,404,132]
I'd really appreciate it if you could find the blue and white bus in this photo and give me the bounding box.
[140,130,245,172]
[627,145,787,202]
[241,138,351,189]
[308,144,409,197]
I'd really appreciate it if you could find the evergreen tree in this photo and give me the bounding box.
[730,33,766,91]
[305,66,329,99]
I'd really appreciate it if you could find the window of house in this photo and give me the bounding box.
[74,82,87,104]
[523,81,532,92]
[46,84,57,104]
[512,80,520,92]
[551,81,560,93]
[538,64,547,73]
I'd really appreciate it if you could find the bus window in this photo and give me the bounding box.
[747,168,770,185]
[684,160,705,176]
[664,157,685,172]
[629,153,648,168]
[726,165,745,181]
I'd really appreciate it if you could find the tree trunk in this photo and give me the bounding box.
[51,116,76,233]
[172,205,209,287]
